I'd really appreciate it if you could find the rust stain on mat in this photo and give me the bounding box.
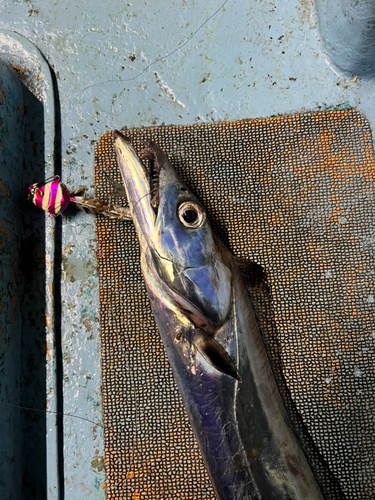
[95,109,375,500]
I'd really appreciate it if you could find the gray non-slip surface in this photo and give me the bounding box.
[95,109,375,499]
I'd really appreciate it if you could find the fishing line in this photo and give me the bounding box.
[65,0,230,179]
[0,191,34,222]
[66,0,230,115]
[0,401,104,429]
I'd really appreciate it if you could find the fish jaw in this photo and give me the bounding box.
[113,131,213,265]
[113,131,195,258]
[113,130,156,252]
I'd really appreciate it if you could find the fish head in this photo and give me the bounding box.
[113,132,233,324]
[146,144,216,270]
[113,131,239,379]
[113,131,216,266]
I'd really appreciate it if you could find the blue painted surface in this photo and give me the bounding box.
[0,1,374,498]
[317,0,375,77]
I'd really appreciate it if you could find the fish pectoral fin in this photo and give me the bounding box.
[234,256,266,290]
[193,329,241,382]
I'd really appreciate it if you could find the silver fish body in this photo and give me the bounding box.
[113,131,324,500]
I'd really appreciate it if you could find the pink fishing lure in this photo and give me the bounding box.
[27,176,72,217]
[27,175,131,220]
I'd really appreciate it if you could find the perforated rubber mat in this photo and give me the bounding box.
[95,109,375,500]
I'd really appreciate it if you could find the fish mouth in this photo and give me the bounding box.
[113,130,164,217]
[141,142,161,215]
[113,130,157,246]
[113,130,184,224]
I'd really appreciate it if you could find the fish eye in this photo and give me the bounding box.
[36,189,44,197]
[177,201,206,229]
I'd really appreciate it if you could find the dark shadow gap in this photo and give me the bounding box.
[19,67,47,500]
[0,59,47,498]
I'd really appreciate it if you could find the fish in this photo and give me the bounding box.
[113,130,325,500]
[27,176,131,220]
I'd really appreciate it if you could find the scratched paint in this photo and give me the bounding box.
[1,1,375,499]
